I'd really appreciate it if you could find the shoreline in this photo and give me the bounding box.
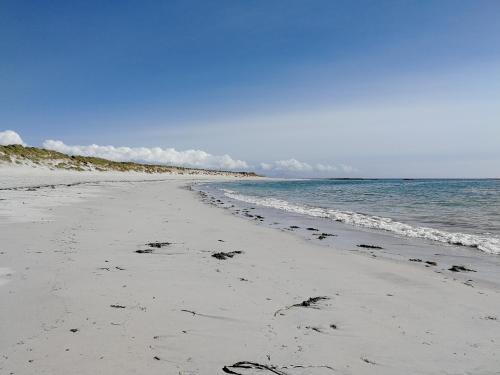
[1,173,500,374]
[198,179,500,255]
[196,181,500,289]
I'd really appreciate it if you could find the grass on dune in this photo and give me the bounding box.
[0,144,258,176]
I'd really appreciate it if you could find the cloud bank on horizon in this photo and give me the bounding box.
[0,130,353,176]
[260,159,354,174]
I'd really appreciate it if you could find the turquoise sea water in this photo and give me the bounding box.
[205,179,500,255]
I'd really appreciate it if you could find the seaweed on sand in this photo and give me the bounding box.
[449,265,476,272]
[147,242,171,248]
[211,251,243,260]
[274,296,330,317]
[357,244,383,249]
[222,362,287,375]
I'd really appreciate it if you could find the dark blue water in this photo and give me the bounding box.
[208,179,500,254]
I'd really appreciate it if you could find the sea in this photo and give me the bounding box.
[197,178,500,284]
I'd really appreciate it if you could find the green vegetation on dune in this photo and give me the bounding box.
[0,144,258,176]
[0,144,68,162]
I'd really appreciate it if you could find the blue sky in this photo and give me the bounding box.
[1,0,500,177]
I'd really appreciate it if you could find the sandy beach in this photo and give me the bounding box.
[1,170,500,375]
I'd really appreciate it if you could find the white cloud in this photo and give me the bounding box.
[1,130,355,176]
[259,158,354,175]
[339,164,355,173]
[315,163,338,172]
[42,140,249,170]
[0,130,26,146]
[260,158,313,172]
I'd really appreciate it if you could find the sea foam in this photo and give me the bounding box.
[223,190,500,255]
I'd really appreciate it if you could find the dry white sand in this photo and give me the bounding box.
[1,169,499,374]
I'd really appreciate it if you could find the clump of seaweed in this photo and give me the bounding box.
[135,249,153,254]
[449,265,476,272]
[147,242,171,248]
[357,244,383,249]
[212,251,243,260]
[274,296,330,317]
[222,361,287,375]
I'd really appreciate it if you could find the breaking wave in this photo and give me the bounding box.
[222,190,500,255]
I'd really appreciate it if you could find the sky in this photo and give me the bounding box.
[1,0,500,177]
